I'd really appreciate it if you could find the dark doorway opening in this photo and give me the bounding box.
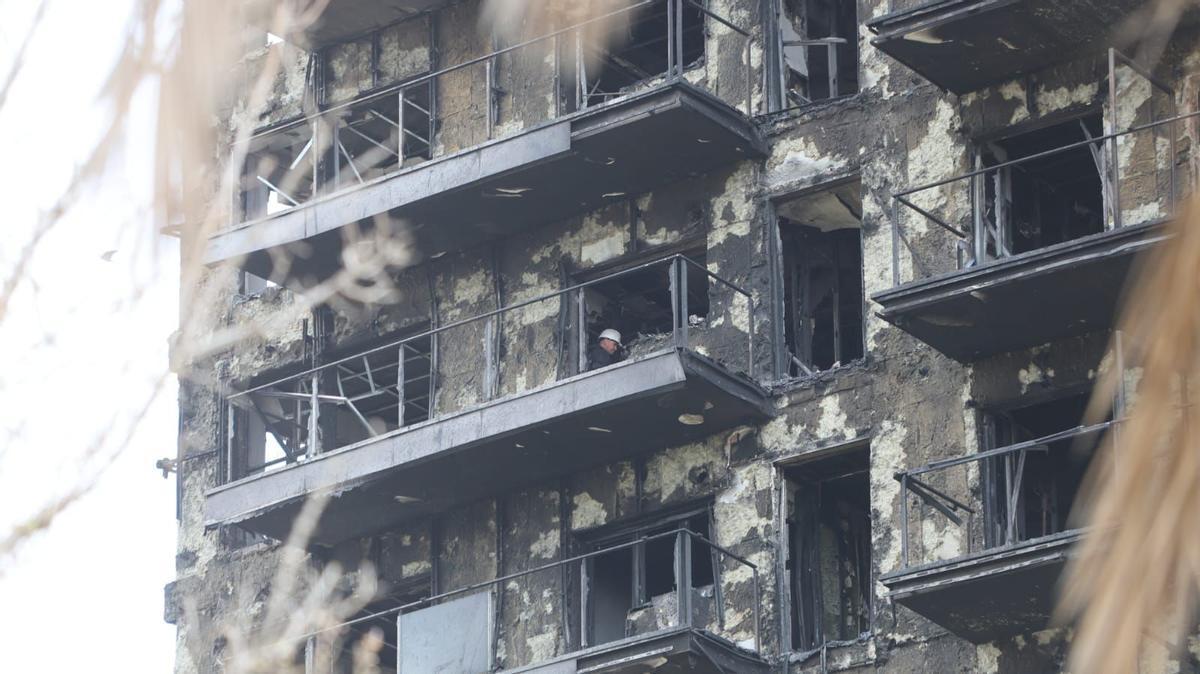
[981,390,1103,548]
[780,0,859,104]
[785,444,872,651]
[778,181,864,375]
[978,114,1106,259]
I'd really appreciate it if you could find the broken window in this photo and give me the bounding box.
[785,444,871,652]
[975,114,1106,261]
[779,0,859,105]
[778,181,864,375]
[577,0,705,107]
[226,331,433,481]
[980,391,1102,548]
[580,509,715,647]
[577,248,709,367]
[239,123,319,221]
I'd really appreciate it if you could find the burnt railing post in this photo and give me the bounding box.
[307,372,321,457]
[576,286,588,374]
[674,530,693,626]
[397,345,407,428]
[900,473,910,567]
[670,257,688,348]
[666,0,676,77]
[673,0,684,78]
[397,87,406,163]
[485,58,496,139]
[751,565,761,653]
[826,40,839,99]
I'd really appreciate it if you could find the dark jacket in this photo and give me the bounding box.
[587,344,624,371]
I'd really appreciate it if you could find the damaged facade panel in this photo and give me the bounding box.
[170,1,1200,673]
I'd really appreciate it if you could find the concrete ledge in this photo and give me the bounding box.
[872,221,1166,362]
[881,531,1081,643]
[867,0,1147,93]
[205,348,772,544]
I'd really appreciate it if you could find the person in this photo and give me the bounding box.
[587,328,624,371]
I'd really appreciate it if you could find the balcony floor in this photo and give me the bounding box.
[207,82,764,282]
[512,627,769,674]
[880,531,1081,643]
[871,221,1167,362]
[205,348,772,545]
[866,0,1146,93]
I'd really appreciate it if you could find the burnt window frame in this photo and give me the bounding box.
[774,178,866,377]
[969,110,1109,264]
[776,0,860,108]
[568,238,710,375]
[977,385,1104,550]
[569,0,708,110]
[574,502,717,647]
[781,441,873,653]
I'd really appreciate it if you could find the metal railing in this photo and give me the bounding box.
[231,0,756,226]
[289,528,762,671]
[223,254,755,481]
[894,420,1116,569]
[887,108,1196,288]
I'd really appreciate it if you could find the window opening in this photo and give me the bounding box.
[778,181,864,375]
[580,0,705,107]
[578,249,709,367]
[780,0,859,105]
[785,444,871,652]
[981,391,1102,548]
[580,509,714,647]
[976,114,1105,261]
[239,124,317,221]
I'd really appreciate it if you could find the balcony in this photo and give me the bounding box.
[865,0,1146,93]
[880,421,1112,641]
[297,529,767,672]
[216,0,763,284]
[206,256,771,544]
[872,108,1189,362]
[277,0,447,47]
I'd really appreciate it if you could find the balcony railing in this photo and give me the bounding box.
[222,254,755,482]
[886,61,1192,288]
[893,420,1116,570]
[230,0,756,227]
[290,528,763,672]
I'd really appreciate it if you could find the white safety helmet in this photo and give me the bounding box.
[598,329,622,346]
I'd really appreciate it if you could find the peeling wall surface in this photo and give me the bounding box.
[170,1,1200,672]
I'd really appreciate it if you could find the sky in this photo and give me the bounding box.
[0,1,180,671]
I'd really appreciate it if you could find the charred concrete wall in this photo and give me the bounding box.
[169,1,1200,673]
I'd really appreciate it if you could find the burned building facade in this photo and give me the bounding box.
[166,0,1200,672]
